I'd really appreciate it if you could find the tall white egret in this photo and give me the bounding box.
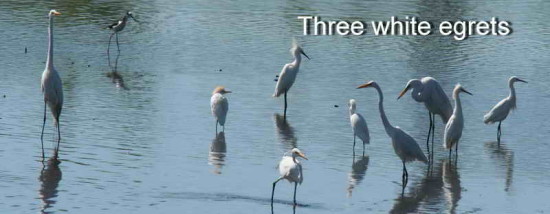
[398,77,452,157]
[273,40,310,119]
[41,9,63,159]
[443,84,472,160]
[107,11,138,70]
[357,81,427,186]
[349,99,370,156]
[483,76,527,143]
[271,148,308,206]
[210,86,231,133]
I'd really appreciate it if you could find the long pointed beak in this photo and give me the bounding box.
[300,50,310,60]
[299,153,308,160]
[357,82,372,89]
[517,79,528,83]
[53,11,61,16]
[225,90,232,93]
[397,85,410,100]
[461,88,473,95]
[130,15,139,23]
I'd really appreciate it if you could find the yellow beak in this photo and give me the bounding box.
[356,82,372,89]
[397,85,410,99]
[53,11,61,16]
[299,152,308,160]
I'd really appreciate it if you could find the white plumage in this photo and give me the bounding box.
[40,9,63,158]
[210,86,230,131]
[273,39,310,117]
[357,81,427,186]
[483,76,527,142]
[271,148,308,205]
[443,84,472,159]
[349,99,370,154]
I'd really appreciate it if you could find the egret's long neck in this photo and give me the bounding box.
[292,53,302,66]
[349,105,355,115]
[508,81,517,108]
[46,15,54,70]
[453,91,462,117]
[375,86,394,135]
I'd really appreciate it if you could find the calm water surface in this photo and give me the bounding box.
[1,0,549,213]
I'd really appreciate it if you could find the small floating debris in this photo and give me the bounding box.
[334,105,339,108]
[25,47,27,54]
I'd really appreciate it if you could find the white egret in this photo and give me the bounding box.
[357,81,427,186]
[41,9,63,159]
[349,99,370,156]
[210,86,231,133]
[398,77,452,157]
[273,40,310,119]
[271,148,308,206]
[483,76,527,143]
[443,84,472,160]
[107,11,138,70]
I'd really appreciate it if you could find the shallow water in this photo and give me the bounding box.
[1,0,549,213]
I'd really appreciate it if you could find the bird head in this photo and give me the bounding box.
[453,84,472,98]
[290,39,310,60]
[291,148,308,160]
[48,10,61,17]
[510,76,527,84]
[126,11,138,22]
[397,79,421,100]
[212,86,232,95]
[348,99,356,112]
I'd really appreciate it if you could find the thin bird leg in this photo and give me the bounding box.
[114,33,120,72]
[455,142,459,165]
[431,113,435,161]
[283,91,288,120]
[449,148,452,160]
[497,122,502,145]
[40,102,46,160]
[107,32,114,70]
[271,177,283,204]
[352,135,356,157]
[293,182,298,206]
[215,120,218,134]
[362,141,365,157]
[426,111,433,156]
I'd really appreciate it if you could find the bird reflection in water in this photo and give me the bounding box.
[38,157,62,214]
[209,131,227,174]
[485,141,514,191]
[391,159,461,214]
[347,155,369,197]
[273,113,297,150]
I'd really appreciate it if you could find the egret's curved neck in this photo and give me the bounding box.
[46,15,54,70]
[292,52,302,66]
[374,86,394,135]
[453,91,462,117]
[508,81,516,99]
[349,105,356,115]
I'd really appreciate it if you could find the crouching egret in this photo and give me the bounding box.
[349,99,370,156]
[357,81,427,187]
[273,40,310,119]
[398,77,452,157]
[443,84,472,160]
[41,9,63,159]
[483,76,527,143]
[211,86,231,133]
[271,148,308,206]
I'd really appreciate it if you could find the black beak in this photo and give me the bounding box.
[129,14,139,22]
[461,88,473,95]
[517,78,528,83]
[300,49,310,60]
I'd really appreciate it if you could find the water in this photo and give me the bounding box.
[1,0,549,213]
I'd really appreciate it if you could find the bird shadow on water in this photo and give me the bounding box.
[347,155,369,197]
[208,131,227,174]
[390,159,461,214]
[485,141,514,192]
[273,113,297,151]
[38,156,62,214]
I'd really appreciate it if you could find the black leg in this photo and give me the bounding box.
[293,182,298,205]
[449,148,452,160]
[271,178,282,204]
[114,33,120,72]
[40,102,47,160]
[431,113,435,161]
[352,135,356,157]
[108,32,114,70]
[426,111,433,156]
[55,118,61,159]
[455,142,459,165]
[497,122,502,145]
[362,141,365,157]
[284,91,288,120]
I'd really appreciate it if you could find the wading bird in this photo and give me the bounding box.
[271,148,308,206]
[484,76,527,143]
[107,11,138,70]
[273,40,310,119]
[398,77,452,158]
[41,9,63,159]
[357,81,427,187]
[349,99,370,156]
[211,86,231,132]
[443,84,472,160]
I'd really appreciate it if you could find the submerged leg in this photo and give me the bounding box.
[426,112,432,157]
[40,102,47,160]
[455,142,459,164]
[107,32,114,70]
[497,122,502,145]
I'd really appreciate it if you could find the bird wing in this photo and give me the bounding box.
[427,81,453,123]
[484,98,511,124]
[393,127,428,163]
[443,115,462,149]
[273,63,296,97]
[351,113,370,144]
[210,94,228,125]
